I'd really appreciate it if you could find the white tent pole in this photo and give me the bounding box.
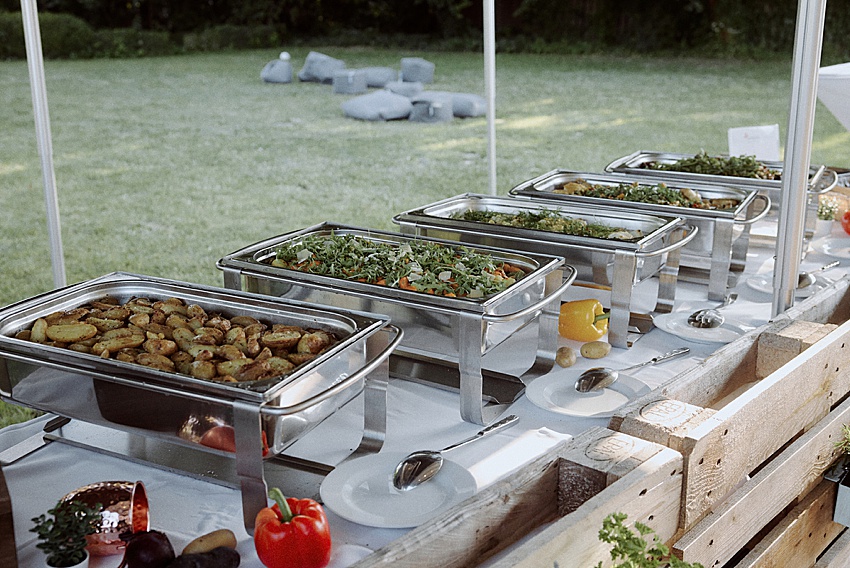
[772,0,827,316]
[20,0,66,289]
[483,0,497,195]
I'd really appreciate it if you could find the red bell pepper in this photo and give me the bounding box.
[254,487,332,568]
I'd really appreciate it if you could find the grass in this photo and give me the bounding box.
[1,48,849,428]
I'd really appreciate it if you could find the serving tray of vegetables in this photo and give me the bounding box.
[604,149,834,192]
[508,169,770,301]
[392,194,695,348]
[217,223,575,425]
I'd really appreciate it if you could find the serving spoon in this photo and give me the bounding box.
[797,260,840,289]
[574,347,690,393]
[392,414,519,491]
[687,293,738,329]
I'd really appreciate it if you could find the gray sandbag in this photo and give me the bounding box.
[400,57,435,83]
[260,59,292,83]
[298,51,346,83]
[385,80,423,98]
[419,90,487,118]
[333,69,368,94]
[341,90,413,121]
[409,92,453,123]
[361,67,397,88]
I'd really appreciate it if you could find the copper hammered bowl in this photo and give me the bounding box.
[60,480,150,556]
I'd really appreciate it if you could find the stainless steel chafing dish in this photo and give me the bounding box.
[508,170,771,301]
[0,272,400,530]
[392,193,697,348]
[217,222,575,425]
[604,150,838,245]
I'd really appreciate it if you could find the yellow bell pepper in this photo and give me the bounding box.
[558,299,609,342]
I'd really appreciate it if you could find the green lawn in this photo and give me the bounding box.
[1,48,849,427]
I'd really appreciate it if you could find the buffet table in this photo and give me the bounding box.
[2,219,848,568]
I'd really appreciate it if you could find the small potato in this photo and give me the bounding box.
[30,318,48,343]
[136,352,176,372]
[580,340,612,359]
[144,338,178,357]
[555,346,577,368]
[45,323,98,344]
[91,332,145,354]
[182,528,237,556]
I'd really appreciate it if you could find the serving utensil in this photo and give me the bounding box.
[574,347,690,393]
[797,260,839,289]
[687,293,738,329]
[392,414,519,491]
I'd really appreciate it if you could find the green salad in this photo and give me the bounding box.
[270,233,527,298]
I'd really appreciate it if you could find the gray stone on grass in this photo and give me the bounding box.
[341,90,413,121]
[385,80,424,98]
[400,57,435,83]
[260,60,292,83]
[361,67,398,88]
[419,91,487,118]
[333,69,368,94]
[298,51,346,83]
[409,93,453,123]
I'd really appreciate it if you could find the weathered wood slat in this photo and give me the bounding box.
[733,480,842,568]
[673,393,850,566]
[489,447,682,568]
[613,317,850,531]
[814,528,850,568]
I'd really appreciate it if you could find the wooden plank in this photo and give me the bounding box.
[815,528,850,568]
[673,394,850,567]
[756,320,838,379]
[781,276,850,326]
[488,447,682,568]
[354,428,668,568]
[619,318,850,531]
[734,480,843,568]
[0,467,16,568]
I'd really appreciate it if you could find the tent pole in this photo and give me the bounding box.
[20,0,66,289]
[773,0,827,317]
[484,0,497,195]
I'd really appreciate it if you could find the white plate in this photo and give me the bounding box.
[525,372,650,418]
[820,237,850,260]
[319,452,477,529]
[746,273,833,298]
[653,312,752,344]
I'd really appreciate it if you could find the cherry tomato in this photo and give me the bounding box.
[842,211,850,235]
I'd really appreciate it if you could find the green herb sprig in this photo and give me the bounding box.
[450,208,640,240]
[646,151,779,180]
[31,500,101,567]
[595,513,703,568]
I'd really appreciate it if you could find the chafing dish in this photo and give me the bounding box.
[0,272,400,530]
[508,170,771,301]
[392,193,697,348]
[604,150,838,245]
[217,222,575,425]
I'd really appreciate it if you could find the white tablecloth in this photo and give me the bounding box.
[819,62,850,132]
[3,221,848,568]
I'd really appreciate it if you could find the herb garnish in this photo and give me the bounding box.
[270,234,526,298]
[643,151,779,180]
[449,208,640,240]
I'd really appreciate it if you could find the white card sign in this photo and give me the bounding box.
[727,124,781,161]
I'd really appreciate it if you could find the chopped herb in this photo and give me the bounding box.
[449,208,641,240]
[553,179,738,210]
[642,151,779,180]
[269,233,527,298]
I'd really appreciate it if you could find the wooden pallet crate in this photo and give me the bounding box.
[351,427,683,568]
[606,277,850,566]
[675,391,850,566]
